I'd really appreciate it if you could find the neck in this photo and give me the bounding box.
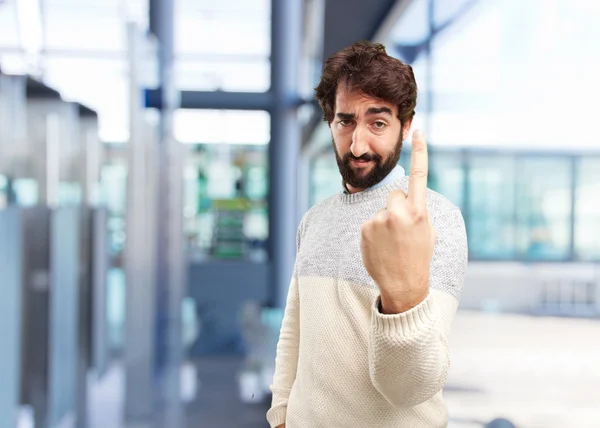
[344,182,365,194]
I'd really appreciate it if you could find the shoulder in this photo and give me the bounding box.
[300,192,341,225]
[296,192,341,242]
[424,189,467,254]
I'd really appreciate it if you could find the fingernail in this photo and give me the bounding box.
[413,130,421,139]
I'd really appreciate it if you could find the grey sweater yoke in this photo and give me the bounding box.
[296,176,467,299]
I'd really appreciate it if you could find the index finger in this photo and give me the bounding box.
[408,129,428,207]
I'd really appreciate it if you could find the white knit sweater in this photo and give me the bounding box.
[266,176,468,428]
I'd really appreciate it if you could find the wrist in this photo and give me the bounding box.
[379,291,428,314]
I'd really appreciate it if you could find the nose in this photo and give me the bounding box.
[350,126,369,158]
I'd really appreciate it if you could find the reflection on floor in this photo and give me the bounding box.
[191,312,600,428]
[445,311,600,428]
[86,311,600,428]
[189,357,270,428]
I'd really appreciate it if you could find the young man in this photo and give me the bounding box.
[266,41,468,428]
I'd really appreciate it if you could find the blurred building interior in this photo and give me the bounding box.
[0,0,599,427]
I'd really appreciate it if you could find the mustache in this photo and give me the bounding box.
[344,153,381,163]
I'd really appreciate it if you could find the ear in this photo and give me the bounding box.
[402,118,413,141]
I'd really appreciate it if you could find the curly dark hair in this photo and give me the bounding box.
[314,41,417,126]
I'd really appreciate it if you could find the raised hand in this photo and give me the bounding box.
[360,130,436,314]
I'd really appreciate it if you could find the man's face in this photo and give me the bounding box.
[330,85,411,193]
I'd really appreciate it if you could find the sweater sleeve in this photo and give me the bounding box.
[368,208,468,408]
[266,217,306,427]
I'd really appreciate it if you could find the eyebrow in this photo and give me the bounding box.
[366,107,393,116]
[336,112,355,120]
[336,107,393,120]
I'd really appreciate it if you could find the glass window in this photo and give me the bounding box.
[310,149,340,206]
[433,0,480,28]
[0,1,21,47]
[42,56,129,142]
[429,150,465,209]
[467,155,516,260]
[0,174,7,208]
[398,145,412,173]
[575,157,600,261]
[515,157,572,261]
[175,0,271,92]
[175,58,270,93]
[174,109,270,145]
[176,9,270,57]
[388,0,430,46]
[183,144,269,262]
[44,7,125,51]
[100,160,128,265]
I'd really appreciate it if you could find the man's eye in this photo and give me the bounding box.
[373,121,386,129]
[339,120,352,126]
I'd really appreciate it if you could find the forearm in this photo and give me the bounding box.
[368,292,454,407]
[369,208,467,407]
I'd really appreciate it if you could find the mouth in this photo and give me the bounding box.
[350,159,373,167]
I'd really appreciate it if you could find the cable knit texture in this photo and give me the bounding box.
[266,176,468,428]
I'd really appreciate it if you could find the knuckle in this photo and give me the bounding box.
[409,205,427,222]
[375,215,388,227]
[386,209,405,227]
[386,208,401,221]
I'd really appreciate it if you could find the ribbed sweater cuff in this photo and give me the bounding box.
[266,406,287,428]
[372,294,435,338]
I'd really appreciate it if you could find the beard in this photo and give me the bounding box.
[333,133,403,191]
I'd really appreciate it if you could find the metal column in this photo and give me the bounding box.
[124,23,157,424]
[0,208,23,428]
[269,0,303,308]
[150,0,185,426]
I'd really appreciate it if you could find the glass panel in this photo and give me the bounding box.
[175,58,270,92]
[176,9,270,56]
[42,56,129,142]
[0,52,28,75]
[429,151,465,209]
[0,1,21,47]
[469,215,516,260]
[107,267,126,350]
[515,157,572,260]
[388,0,429,45]
[175,0,270,92]
[184,144,269,261]
[467,155,516,259]
[576,157,600,216]
[433,0,479,27]
[575,219,600,262]
[398,147,411,173]
[310,149,340,206]
[100,161,127,264]
[174,109,270,145]
[575,157,600,260]
[12,178,39,206]
[423,0,600,150]
[44,7,125,51]
[0,174,6,208]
